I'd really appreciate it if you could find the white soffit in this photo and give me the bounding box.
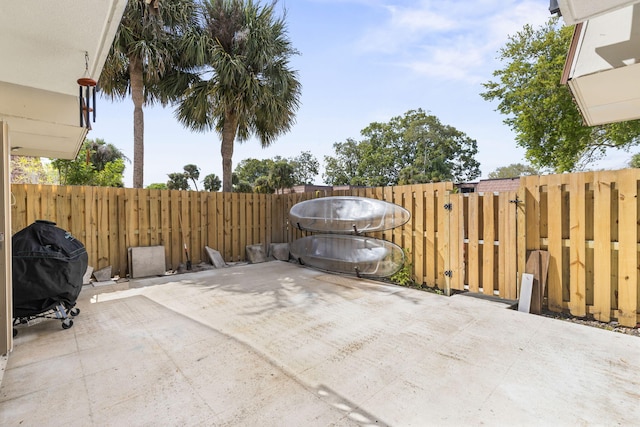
[565,4,640,125]
[0,0,126,158]
[558,0,640,25]
[0,82,87,159]
[568,6,640,78]
[569,62,640,125]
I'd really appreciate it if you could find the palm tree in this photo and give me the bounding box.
[203,173,221,191]
[85,138,130,171]
[175,0,301,192]
[99,0,199,188]
[183,164,200,190]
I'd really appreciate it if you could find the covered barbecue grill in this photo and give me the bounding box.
[12,220,87,334]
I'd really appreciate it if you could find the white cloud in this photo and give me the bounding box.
[386,5,457,32]
[404,45,487,83]
[355,2,458,54]
[486,1,551,49]
[354,0,554,82]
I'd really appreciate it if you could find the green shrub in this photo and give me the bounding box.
[390,248,414,287]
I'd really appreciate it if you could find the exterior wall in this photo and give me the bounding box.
[1,122,12,355]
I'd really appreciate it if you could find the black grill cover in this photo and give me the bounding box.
[12,220,88,317]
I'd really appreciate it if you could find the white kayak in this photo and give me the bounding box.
[289,196,410,234]
[290,234,405,277]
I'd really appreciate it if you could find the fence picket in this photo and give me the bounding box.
[450,193,465,291]
[160,189,171,268]
[593,172,613,322]
[117,188,127,274]
[616,169,639,327]
[222,192,231,260]
[97,187,110,269]
[107,188,121,274]
[41,185,55,223]
[436,186,447,290]
[482,192,496,295]
[569,173,587,317]
[467,193,480,293]
[412,185,425,285]
[215,192,224,253]
[498,191,518,300]
[26,184,40,226]
[545,174,565,312]
[190,191,201,263]
[199,192,208,259]
[56,186,70,231]
[149,189,159,246]
[138,188,150,248]
[424,186,437,287]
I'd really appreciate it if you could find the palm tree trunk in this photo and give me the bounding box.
[221,111,238,192]
[130,56,145,188]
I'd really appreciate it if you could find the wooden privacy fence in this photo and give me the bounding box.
[10,185,277,276]
[9,169,640,326]
[519,170,640,327]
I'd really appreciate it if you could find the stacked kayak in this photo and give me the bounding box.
[289,196,409,277]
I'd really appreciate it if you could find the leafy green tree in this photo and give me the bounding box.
[629,153,640,168]
[233,181,253,193]
[203,173,221,191]
[51,139,126,187]
[167,172,190,190]
[230,172,252,192]
[94,161,127,187]
[174,0,302,192]
[52,159,92,186]
[323,139,364,186]
[100,0,198,188]
[52,159,125,187]
[183,164,200,190]
[269,160,295,191]
[147,183,168,189]
[232,156,297,193]
[289,151,319,185]
[323,109,480,186]
[481,18,640,172]
[83,138,129,169]
[253,176,274,194]
[397,165,429,186]
[85,139,130,171]
[10,156,56,184]
[234,158,273,186]
[488,163,539,179]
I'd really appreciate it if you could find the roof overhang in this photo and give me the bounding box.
[0,0,126,159]
[557,0,640,25]
[562,4,640,126]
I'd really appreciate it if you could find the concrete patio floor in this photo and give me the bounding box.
[1,261,639,426]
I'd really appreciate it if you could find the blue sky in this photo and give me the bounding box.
[89,0,631,188]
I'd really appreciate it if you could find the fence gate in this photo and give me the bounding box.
[458,190,519,300]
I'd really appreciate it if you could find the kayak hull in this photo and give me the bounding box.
[289,196,410,234]
[290,234,404,277]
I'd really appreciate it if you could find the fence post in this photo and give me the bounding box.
[443,192,452,296]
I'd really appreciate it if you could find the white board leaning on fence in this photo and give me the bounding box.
[289,196,410,234]
[518,273,534,313]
